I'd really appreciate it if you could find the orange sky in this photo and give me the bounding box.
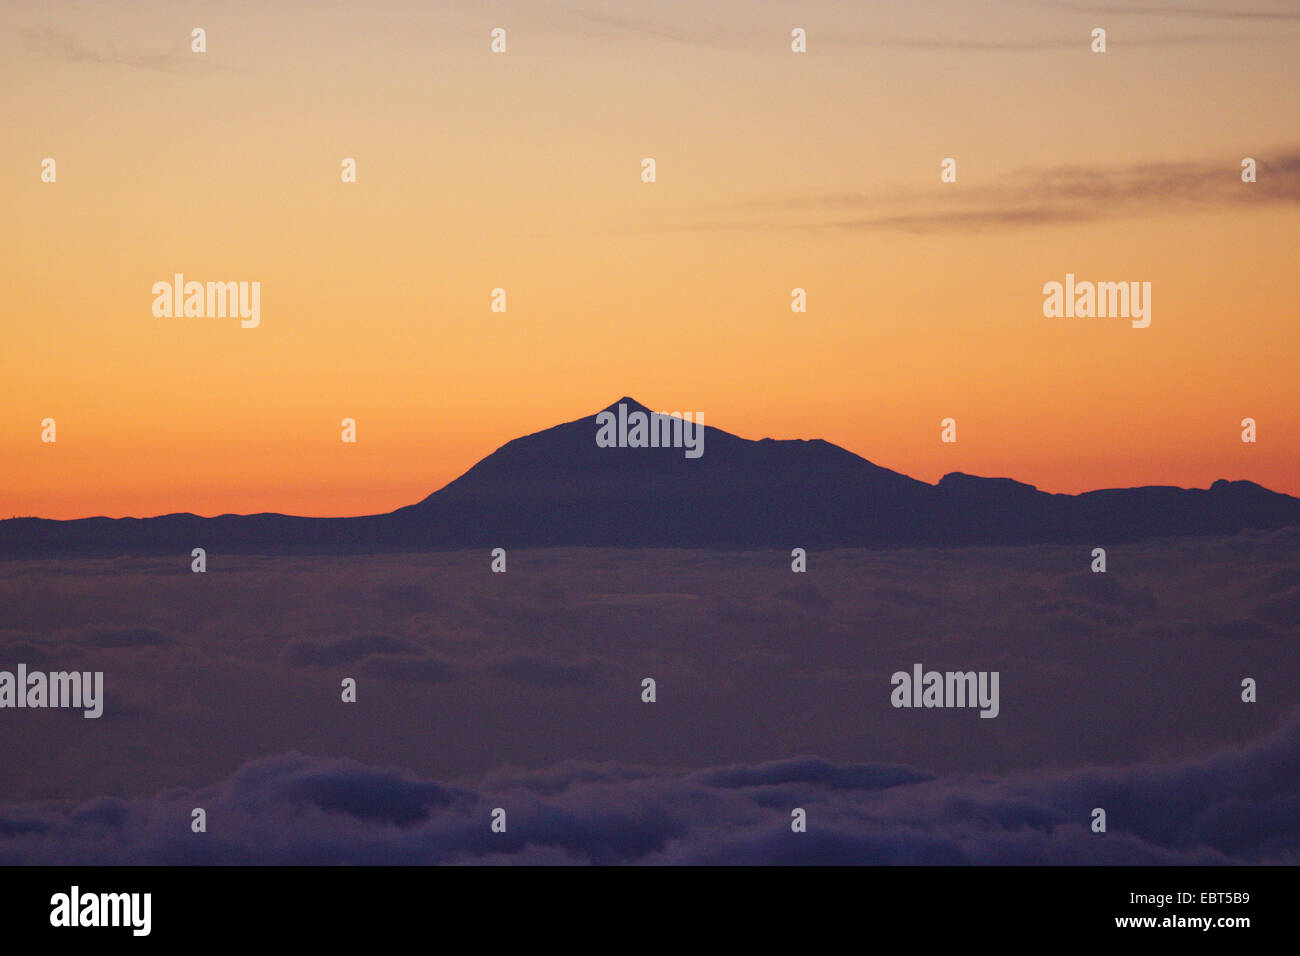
[2,0,1297,518]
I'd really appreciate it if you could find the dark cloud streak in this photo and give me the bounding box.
[647,152,1300,235]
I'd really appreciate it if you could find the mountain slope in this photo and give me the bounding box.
[1,397,1296,555]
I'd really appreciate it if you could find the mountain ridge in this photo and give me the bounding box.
[2,396,1296,555]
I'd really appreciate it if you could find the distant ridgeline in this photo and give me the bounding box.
[3,398,1297,556]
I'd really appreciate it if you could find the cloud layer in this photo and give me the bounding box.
[0,712,1296,864]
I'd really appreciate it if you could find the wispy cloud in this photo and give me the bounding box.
[563,2,1285,53]
[18,27,204,73]
[830,33,1243,51]
[571,9,723,46]
[649,152,1300,235]
[1036,1,1300,21]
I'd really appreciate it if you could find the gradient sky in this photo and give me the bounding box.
[2,0,1297,518]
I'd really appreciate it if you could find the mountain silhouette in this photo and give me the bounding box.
[2,396,1296,555]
